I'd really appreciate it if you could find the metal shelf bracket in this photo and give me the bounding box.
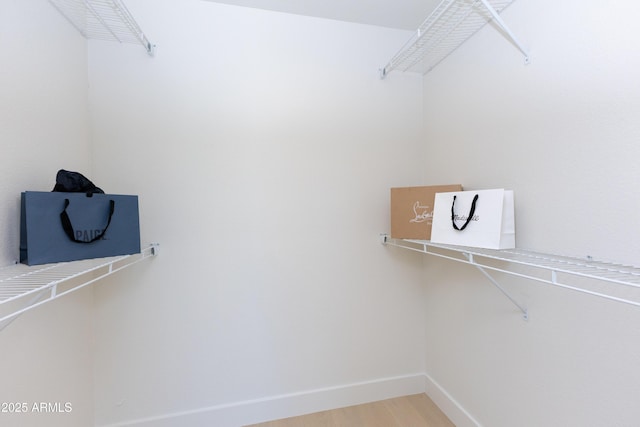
[381,234,528,319]
[464,252,529,320]
[477,0,529,64]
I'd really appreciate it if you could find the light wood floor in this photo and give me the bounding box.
[245,393,455,427]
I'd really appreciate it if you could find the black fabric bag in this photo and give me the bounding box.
[20,191,140,265]
[52,169,104,194]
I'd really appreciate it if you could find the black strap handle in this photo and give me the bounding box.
[451,194,479,231]
[60,198,115,243]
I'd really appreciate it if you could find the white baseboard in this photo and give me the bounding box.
[423,372,483,427]
[99,373,427,427]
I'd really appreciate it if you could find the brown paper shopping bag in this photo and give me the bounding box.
[390,185,463,239]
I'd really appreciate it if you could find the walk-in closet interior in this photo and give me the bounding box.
[2,0,639,426]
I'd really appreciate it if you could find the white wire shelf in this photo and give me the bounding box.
[47,0,155,55]
[382,235,640,312]
[380,0,528,77]
[0,244,157,330]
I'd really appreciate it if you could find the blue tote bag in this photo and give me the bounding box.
[20,191,141,265]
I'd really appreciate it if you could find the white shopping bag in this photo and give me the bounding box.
[430,189,515,249]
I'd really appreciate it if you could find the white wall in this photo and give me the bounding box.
[87,1,427,426]
[421,0,640,426]
[0,0,94,426]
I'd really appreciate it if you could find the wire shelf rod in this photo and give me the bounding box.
[507,252,639,274]
[382,236,640,309]
[406,239,640,286]
[0,244,157,328]
[47,0,154,55]
[381,0,525,77]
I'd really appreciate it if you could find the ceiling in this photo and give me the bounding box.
[202,0,441,31]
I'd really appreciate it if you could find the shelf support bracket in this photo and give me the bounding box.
[477,0,530,64]
[382,235,528,320]
[0,290,50,332]
[464,252,528,320]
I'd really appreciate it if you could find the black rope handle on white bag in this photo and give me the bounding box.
[60,198,115,243]
[451,194,479,231]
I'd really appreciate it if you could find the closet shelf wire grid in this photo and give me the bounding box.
[47,0,154,55]
[0,244,157,329]
[382,236,640,309]
[381,0,527,77]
